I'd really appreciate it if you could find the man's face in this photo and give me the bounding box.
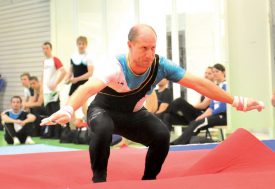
[42,44,52,57]
[77,41,87,54]
[21,75,30,88]
[11,98,21,111]
[30,80,39,90]
[128,30,157,69]
[204,68,214,81]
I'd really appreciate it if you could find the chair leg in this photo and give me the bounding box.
[205,129,212,140]
[220,128,225,141]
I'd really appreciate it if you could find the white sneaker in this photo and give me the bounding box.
[25,136,35,144]
[13,137,20,145]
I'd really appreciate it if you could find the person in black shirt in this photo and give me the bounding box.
[20,72,34,109]
[155,79,173,114]
[65,36,94,120]
[23,76,46,136]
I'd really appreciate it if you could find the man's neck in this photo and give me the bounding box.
[127,55,148,75]
[45,54,53,59]
[129,62,144,75]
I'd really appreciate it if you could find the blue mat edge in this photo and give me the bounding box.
[169,139,275,152]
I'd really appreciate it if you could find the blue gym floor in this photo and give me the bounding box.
[1,139,275,155]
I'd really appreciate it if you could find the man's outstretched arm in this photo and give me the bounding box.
[41,77,106,125]
[178,72,264,112]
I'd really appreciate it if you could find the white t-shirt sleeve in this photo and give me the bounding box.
[24,88,31,98]
[86,53,96,66]
[92,57,120,85]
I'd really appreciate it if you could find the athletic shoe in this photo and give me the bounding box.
[13,137,20,145]
[25,136,35,144]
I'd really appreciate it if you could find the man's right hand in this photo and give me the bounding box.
[40,106,74,126]
[48,83,57,91]
[15,120,25,126]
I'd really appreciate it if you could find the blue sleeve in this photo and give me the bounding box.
[159,56,186,82]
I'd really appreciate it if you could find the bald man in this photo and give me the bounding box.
[41,24,264,183]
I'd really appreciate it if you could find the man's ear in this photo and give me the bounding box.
[127,41,132,49]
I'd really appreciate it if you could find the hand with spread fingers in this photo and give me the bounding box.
[40,105,74,126]
[232,96,265,112]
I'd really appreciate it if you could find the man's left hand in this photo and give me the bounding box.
[232,96,265,112]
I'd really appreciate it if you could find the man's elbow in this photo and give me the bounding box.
[59,68,67,77]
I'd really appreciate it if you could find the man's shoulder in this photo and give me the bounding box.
[53,56,61,61]
[2,109,12,115]
[157,55,176,69]
[17,110,29,117]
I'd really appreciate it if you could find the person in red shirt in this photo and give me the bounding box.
[41,42,66,139]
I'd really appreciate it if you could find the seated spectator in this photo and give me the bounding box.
[171,64,227,145]
[23,76,46,136]
[20,72,34,108]
[1,96,36,145]
[0,74,5,92]
[155,79,173,115]
[145,89,158,113]
[162,66,214,131]
[0,116,3,131]
[146,79,172,115]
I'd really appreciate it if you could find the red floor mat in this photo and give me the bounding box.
[0,128,275,189]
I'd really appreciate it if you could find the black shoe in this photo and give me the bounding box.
[111,135,122,146]
[92,175,106,183]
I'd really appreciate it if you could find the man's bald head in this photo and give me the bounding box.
[128,24,157,42]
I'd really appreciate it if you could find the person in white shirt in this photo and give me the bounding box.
[41,42,66,139]
[41,24,265,183]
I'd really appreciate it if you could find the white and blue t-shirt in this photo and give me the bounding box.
[92,54,185,112]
